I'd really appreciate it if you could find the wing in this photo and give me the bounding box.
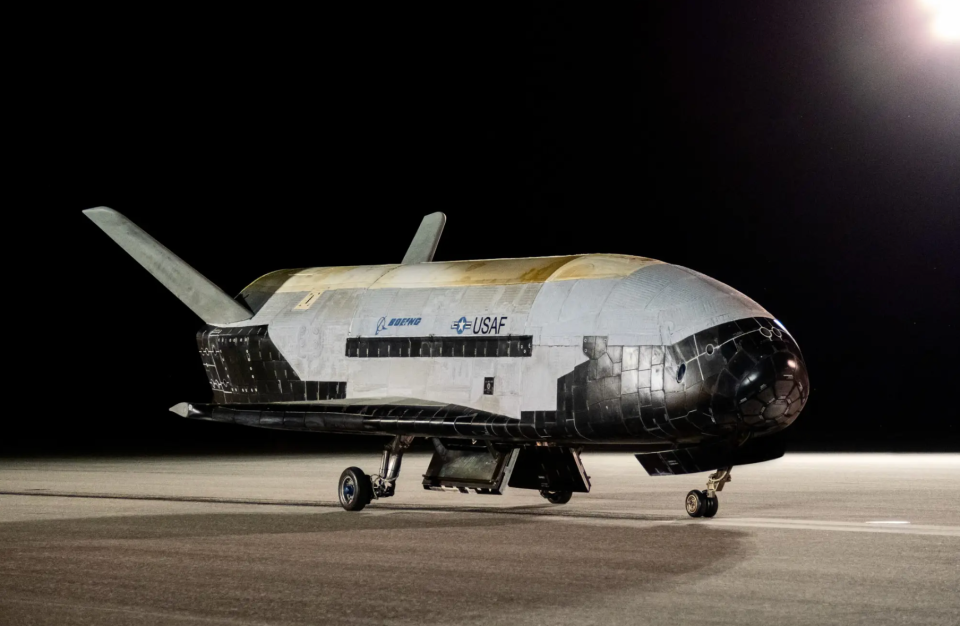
[171,396,547,442]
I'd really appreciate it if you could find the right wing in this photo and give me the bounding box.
[171,396,544,442]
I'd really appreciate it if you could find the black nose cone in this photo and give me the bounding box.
[713,319,810,434]
[659,317,809,441]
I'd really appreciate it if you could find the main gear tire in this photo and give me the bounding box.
[339,467,372,511]
[540,490,573,505]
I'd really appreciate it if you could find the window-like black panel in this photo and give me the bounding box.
[345,336,534,358]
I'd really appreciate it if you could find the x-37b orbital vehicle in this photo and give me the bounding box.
[84,208,809,517]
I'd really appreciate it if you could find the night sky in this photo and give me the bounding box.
[17,3,959,454]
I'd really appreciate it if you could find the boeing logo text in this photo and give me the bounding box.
[377,316,422,335]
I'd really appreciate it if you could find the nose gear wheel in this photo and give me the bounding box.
[685,489,719,517]
[685,467,729,517]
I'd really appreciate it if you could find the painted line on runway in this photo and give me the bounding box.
[0,490,336,509]
[1,596,272,626]
[693,517,959,536]
[2,490,958,537]
[0,489,675,522]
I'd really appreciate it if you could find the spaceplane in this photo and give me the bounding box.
[84,208,809,517]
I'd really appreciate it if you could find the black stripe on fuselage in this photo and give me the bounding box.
[345,336,533,358]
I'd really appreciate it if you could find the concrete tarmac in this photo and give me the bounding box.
[1,453,957,625]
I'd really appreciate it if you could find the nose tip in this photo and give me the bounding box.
[731,326,809,432]
[704,320,809,435]
[739,352,808,427]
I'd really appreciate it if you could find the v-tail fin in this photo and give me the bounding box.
[83,207,252,325]
[401,212,446,264]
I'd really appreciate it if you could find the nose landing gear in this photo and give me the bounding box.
[685,489,718,517]
[337,435,414,511]
[685,467,732,518]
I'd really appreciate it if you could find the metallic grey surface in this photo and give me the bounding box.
[82,207,252,324]
[400,211,446,264]
[1,454,957,625]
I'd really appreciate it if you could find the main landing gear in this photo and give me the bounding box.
[337,435,413,512]
[539,489,573,505]
[685,467,732,518]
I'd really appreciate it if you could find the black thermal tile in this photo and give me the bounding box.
[582,336,596,358]
[602,375,621,400]
[601,400,622,425]
[638,388,653,407]
[650,390,666,408]
[683,361,703,387]
[586,380,604,407]
[676,336,697,361]
[594,336,607,359]
[664,391,686,416]
[620,392,642,419]
[572,383,588,412]
[699,352,726,381]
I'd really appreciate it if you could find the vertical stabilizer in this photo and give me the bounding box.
[83,207,252,325]
[401,212,446,264]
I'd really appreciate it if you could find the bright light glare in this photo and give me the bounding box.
[922,0,960,40]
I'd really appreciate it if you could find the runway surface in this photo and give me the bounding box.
[1,453,957,625]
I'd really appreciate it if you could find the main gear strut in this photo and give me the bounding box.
[371,435,414,499]
[338,435,414,511]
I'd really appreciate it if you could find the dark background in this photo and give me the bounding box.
[12,3,959,455]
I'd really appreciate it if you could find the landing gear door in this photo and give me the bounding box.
[507,446,591,493]
[422,442,519,495]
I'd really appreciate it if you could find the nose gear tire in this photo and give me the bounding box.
[704,494,719,517]
[685,490,705,517]
[685,489,719,518]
